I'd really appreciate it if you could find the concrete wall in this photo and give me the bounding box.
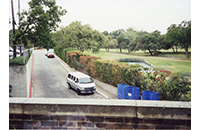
[9,66,27,97]
[26,51,33,97]
[9,51,33,97]
[9,98,191,129]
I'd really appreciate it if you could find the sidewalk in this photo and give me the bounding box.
[55,54,117,99]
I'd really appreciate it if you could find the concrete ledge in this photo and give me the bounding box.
[94,80,117,96]
[9,98,191,120]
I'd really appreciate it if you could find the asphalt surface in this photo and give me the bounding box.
[32,50,105,99]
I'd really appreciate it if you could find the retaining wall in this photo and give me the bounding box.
[9,51,33,97]
[9,98,191,129]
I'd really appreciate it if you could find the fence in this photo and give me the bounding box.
[23,48,34,64]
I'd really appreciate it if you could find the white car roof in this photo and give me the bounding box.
[68,72,90,79]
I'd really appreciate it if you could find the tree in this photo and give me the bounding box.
[109,29,125,39]
[54,21,106,53]
[124,28,138,53]
[102,31,109,36]
[104,35,111,52]
[178,20,191,58]
[165,24,179,52]
[159,34,172,50]
[140,33,160,55]
[11,0,67,57]
[165,20,191,58]
[116,34,130,53]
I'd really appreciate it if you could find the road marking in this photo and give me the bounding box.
[96,90,109,99]
[29,53,34,98]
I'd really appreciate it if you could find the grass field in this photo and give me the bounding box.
[100,48,191,59]
[85,49,191,73]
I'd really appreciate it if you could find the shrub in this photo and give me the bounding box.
[9,56,24,66]
[9,49,33,66]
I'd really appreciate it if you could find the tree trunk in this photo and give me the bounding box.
[171,46,175,53]
[148,49,153,55]
[185,46,189,58]
[176,46,178,53]
[127,47,130,53]
[120,47,122,53]
[106,47,110,52]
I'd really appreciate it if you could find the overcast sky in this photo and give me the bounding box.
[9,0,191,34]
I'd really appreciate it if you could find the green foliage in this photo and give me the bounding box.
[9,56,24,66]
[53,21,106,53]
[9,49,33,66]
[165,20,191,58]
[12,0,67,49]
[56,48,191,101]
[116,34,130,53]
[54,45,69,62]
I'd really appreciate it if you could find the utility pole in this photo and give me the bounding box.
[18,0,22,54]
[11,0,16,59]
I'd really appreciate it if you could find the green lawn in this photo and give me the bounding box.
[85,50,191,73]
[100,48,191,59]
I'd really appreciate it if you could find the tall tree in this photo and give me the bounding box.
[124,27,138,53]
[140,33,159,55]
[165,20,191,58]
[178,20,191,58]
[165,24,179,52]
[54,21,106,53]
[11,0,67,54]
[116,34,130,53]
[109,29,125,39]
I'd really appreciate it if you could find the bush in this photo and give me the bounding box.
[9,49,33,66]
[9,56,23,66]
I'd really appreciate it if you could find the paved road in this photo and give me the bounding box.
[32,50,105,99]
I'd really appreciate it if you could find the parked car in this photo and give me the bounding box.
[46,52,54,58]
[35,47,43,50]
[9,49,20,55]
[66,72,96,95]
[9,50,13,57]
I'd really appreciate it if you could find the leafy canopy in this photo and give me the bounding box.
[53,21,106,53]
[12,0,67,48]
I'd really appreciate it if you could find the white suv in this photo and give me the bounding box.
[66,72,96,95]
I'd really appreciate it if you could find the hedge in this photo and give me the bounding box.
[9,56,24,66]
[9,49,33,66]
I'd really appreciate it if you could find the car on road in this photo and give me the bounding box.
[46,52,54,58]
[66,72,96,95]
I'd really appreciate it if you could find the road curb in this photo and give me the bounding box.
[96,90,109,99]
[29,53,34,98]
[55,55,70,72]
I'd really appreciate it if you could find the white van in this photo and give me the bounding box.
[66,72,96,95]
